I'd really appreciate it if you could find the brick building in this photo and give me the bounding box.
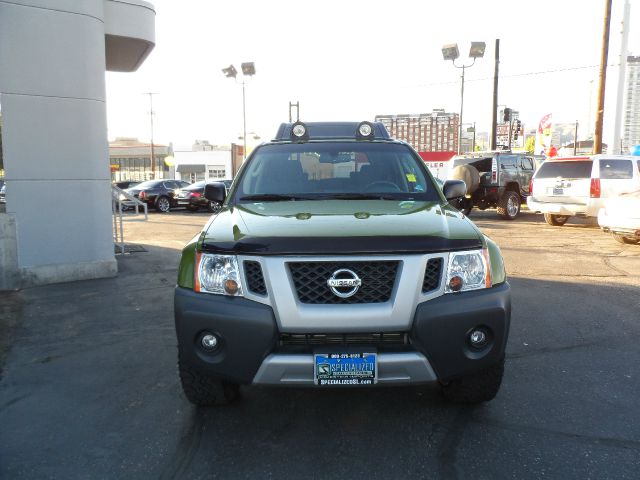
[375,110,459,152]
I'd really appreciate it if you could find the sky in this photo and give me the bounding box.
[105,0,640,149]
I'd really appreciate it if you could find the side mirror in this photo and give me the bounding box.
[443,180,466,200]
[204,182,226,203]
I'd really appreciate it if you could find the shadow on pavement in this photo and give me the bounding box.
[1,246,639,479]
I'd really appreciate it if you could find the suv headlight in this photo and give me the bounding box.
[195,253,243,296]
[445,249,491,293]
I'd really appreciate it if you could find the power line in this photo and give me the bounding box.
[405,63,618,89]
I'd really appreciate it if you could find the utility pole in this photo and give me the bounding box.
[574,120,579,155]
[613,0,631,154]
[472,121,476,151]
[289,101,300,122]
[490,39,500,151]
[144,92,158,179]
[594,0,613,154]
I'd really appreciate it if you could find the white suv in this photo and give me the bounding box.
[527,155,640,226]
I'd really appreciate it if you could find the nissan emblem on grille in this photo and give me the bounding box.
[327,269,362,298]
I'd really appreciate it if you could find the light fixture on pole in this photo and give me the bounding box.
[222,62,256,160]
[442,42,485,154]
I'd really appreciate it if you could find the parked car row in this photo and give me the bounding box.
[113,179,233,213]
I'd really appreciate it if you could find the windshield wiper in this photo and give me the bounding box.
[238,194,314,202]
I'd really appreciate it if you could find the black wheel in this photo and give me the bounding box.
[460,198,473,216]
[178,356,239,406]
[497,191,520,220]
[155,195,171,213]
[208,201,222,213]
[544,213,570,226]
[613,233,640,245]
[441,358,505,404]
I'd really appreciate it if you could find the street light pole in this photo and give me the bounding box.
[242,80,247,161]
[222,62,256,162]
[144,92,158,179]
[442,42,485,155]
[459,65,466,155]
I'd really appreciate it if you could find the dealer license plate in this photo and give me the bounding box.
[314,352,377,385]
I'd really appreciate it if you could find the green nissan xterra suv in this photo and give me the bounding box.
[174,121,511,405]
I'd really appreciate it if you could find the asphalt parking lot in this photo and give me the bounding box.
[1,207,639,479]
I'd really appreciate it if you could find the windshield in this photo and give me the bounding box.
[535,161,593,179]
[234,142,440,202]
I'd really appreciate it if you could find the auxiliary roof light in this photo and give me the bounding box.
[356,121,375,140]
[290,121,308,142]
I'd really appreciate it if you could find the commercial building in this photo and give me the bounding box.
[375,110,460,152]
[622,56,640,153]
[109,137,170,182]
[173,142,232,183]
[0,0,155,289]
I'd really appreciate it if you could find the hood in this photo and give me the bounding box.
[201,200,483,255]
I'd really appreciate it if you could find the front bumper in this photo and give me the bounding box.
[174,283,511,385]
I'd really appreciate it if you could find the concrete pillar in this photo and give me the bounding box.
[0,0,155,289]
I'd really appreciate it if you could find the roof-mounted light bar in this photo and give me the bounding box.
[290,121,309,142]
[356,121,375,141]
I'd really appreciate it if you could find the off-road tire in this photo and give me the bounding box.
[461,198,473,216]
[155,195,171,213]
[441,358,505,404]
[544,213,570,226]
[450,164,481,195]
[497,191,520,220]
[178,356,239,406]
[613,233,640,245]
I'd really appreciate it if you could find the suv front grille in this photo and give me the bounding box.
[279,332,408,346]
[422,257,443,292]
[288,261,399,304]
[244,261,267,295]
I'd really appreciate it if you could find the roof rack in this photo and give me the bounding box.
[273,121,391,142]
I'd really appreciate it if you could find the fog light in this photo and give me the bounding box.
[201,333,218,350]
[469,329,487,347]
[449,276,463,292]
[224,279,239,295]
